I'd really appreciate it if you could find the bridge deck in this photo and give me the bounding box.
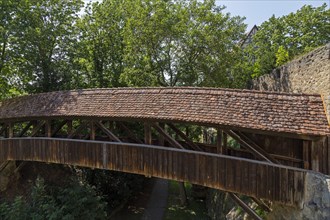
[0,138,306,206]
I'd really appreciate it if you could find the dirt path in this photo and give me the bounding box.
[142,178,169,220]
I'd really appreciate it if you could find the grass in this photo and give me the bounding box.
[164,181,210,220]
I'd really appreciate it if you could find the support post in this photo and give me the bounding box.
[223,132,228,154]
[144,122,152,145]
[217,128,223,154]
[45,120,52,137]
[67,120,73,135]
[311,140,320,172]
[158,123,165,146]
[8,123,13,138]
[90,121,95,140]
[303,140,310,169]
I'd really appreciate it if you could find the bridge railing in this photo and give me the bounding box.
[0,137,307,206]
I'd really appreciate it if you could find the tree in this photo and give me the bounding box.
[121,0,246,87]
[75,0,126,88]
[0,1,26,99]
[77,0,246,88]
[242,3,329,78]
[13,0,83,93]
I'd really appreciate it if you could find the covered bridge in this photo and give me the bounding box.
[0,88,329,214]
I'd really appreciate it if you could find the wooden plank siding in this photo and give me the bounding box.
[0,137,307,206]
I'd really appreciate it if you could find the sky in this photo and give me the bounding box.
[84,0,329,31]
[216,0,329,30]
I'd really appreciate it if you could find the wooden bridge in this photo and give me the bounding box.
[0,88,329,216]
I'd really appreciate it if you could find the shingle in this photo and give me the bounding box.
[0,87,329,136]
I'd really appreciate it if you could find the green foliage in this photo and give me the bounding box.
[82,169,145,209]
[0,176,108,220]
[77,0,246,88]
[240,3,329,79]
[0,0,84,95]
[275,46,289,66]
[227,137,240,149]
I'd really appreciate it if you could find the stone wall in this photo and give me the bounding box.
[266,173,330,220]
[250,43,330,122]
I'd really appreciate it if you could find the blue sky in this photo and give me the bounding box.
[216,0,329,30]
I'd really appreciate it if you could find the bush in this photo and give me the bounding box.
[0,177,108,220]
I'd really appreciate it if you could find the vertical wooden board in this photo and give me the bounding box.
[168,150,173,180]
[218,156,226,189]
[225,158,235,191]
[240,160,249,194]
[96,143,101,168]
[249,162,256,198]
[155,148,160,177]
[188,153,196,184]
[173,151,179,181]
[143,148,148,175]
[204,155,211,186]
[90,142,95,168]
[287,169,295,205]
[138,146,144,174]
[148,148,156,177]
[150,147,155,177]
[204,155,212,186]
[323,137,327,174]
[75,141,80,165]
[131,146,138,173]
[255,163,263,199]
[108,143,115,170]
[49,139,53,163]
[234,160,242,192]
[280,168,288,203]
[311,140,320,172]
[198,154,205,186]
[210,156,218,188]
[126,145,131,172]
[121,145,127,172]
[163,150,168,179]
[263,164,270,200]
[183,152,189,181]
[293,171,305,205]
[195,153,200,185]
[116,144,121,171]
[267,165,274,200]
[175,151,181,181]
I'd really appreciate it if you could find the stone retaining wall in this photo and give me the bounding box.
[250,44,330,122]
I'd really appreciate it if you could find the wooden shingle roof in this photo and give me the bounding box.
[0,88,329,137]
